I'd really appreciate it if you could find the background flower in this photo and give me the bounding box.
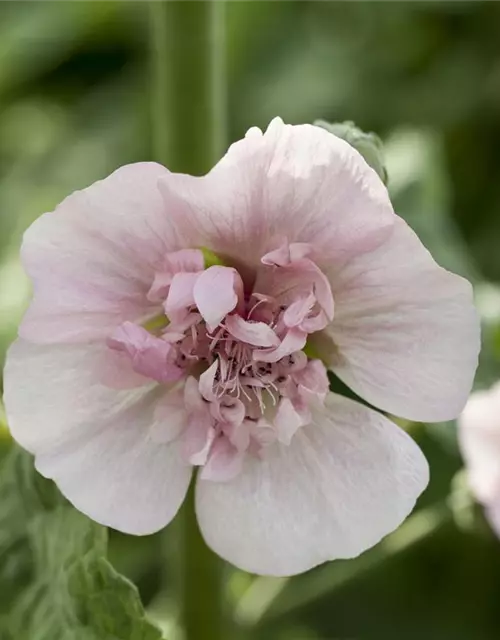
[459,382,500,536]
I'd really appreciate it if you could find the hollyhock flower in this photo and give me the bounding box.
[3,118,479,576]
[458,382,500,536]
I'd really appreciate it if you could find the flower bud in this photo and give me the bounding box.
[314,119,388,185]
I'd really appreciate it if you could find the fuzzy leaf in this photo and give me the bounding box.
[0,445,163,640]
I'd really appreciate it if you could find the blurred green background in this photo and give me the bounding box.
[1,1,500,639]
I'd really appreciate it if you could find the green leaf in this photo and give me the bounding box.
[0,442,61,617]
[0,446,163,640]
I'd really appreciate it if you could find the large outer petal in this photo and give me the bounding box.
[195,393,428,576]
[3,339,192,535]
[157,118,396,276]
[320,217,480,422]
[20,163,183,344]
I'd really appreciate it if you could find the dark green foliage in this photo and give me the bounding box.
[0,446,162,640]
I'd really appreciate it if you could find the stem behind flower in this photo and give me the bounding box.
[181,482,224,640]
[149,2,227,639]
[150,0,227,174]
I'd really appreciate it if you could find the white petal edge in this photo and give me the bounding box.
[322,216,480,422]
[195,392,429,576]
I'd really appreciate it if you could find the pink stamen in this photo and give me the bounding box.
[108,242,332,477]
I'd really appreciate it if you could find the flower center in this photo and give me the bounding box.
[106,242,333,481]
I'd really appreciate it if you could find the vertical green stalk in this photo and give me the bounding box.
[149,2,227,639]
[181,482,224,640]
[150,0,227,174]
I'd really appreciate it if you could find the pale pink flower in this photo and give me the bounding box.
[3,118,479,576]
[458,382,500,536]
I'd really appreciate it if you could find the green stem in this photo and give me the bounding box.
[149,2,227,639]
[181,483,224,640]
[150,0,227,173]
